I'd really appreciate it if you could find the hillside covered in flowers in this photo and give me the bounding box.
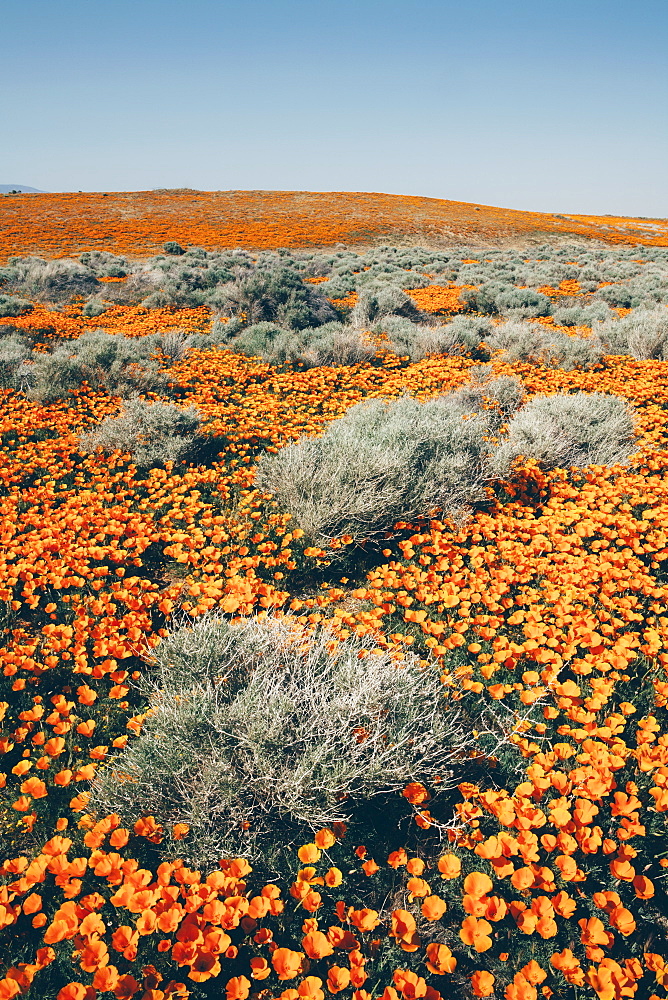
[0,223,667,1000]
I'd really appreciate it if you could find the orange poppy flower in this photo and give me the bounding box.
[459,916,493,952]
[326,967,351,993]
[425,942,456,974]
[302,931,333,960]
[437,854,461,879]
[471,971,495,997]
[271,948,304,980]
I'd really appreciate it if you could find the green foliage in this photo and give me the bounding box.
[350,285,420,327]
[375,315,492,361]
[6,258,101,303]
[81,296,110,318]
[78,250,129,277]
[494,286,552,318]
[91,616,474,868]
[230,321,377,367]
[79,396,203,468]
[552,300,612,327]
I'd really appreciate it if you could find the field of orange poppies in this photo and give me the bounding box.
[0,204,667,1000]
[0,190,667,263]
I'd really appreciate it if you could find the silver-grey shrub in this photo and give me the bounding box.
[255,385,519,545]
[230,321,377,368]
[552,301,612,327]
[376,315,492,361]
[81,296,111,318]
[597,307,668,360]
[26,330,169,402]
[350,285,417,327]
[0,294,33,318]
[486,321,603,370]
[80,397,203,468]
[159,329,194,362]
[293,324,377,368]
[491,393,636,472]
[0,335,31,389]
[9,258,101,303]
[91,615,474,866]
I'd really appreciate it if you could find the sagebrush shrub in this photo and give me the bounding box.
[492,392,636,472]
[91,616,474,866]
[10,258,101,302]
[79,251,129,277]
[350,285,418,327]
[376,315,491,360]
[0,294,33,318]
[26,330,169,401]
[290,323,377,367]
[79,397,203,468]
[81,296,110,318]
[230,321,376,368]
[0,335,31,389]
[494,286,552,318]
[460,281,514,315]
[216,266,336,329]
[552,300,612,327]
[486,321,603,370]
[595,283,637,308]
[159,328,193,362]
[597,306,668,360]
[255,383,520,544]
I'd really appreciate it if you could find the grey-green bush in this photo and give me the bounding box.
[597,307,668,360]
[229,321,376,368]
[255,384,519,544]
[159,329,194,362]
[486,321,603,370]
[376,315,491,361]
[215,266,336,329]
[350,286,418,327]
[91,615,475,866]
[290,323,377,368]
[81,297,110,318]
[494,287,552,319]
[11,258,101,303]
[26,330,169,402]
[79,397,203,468]
[0,294,33,318]
[552,301,612,327]
[0,335,31,389]
[491,392,636,472]
[460,281,514,315]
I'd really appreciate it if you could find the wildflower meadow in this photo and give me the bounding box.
[0,215,667,1000]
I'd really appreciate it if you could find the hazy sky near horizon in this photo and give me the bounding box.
[2,0,667,217]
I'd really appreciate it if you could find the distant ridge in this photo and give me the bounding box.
[0,190,666,260]
[0,184,44,193]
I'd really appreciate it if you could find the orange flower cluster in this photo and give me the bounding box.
[0,304,211,346]
[404,286,468,314]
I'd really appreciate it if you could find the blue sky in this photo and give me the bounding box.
[1,0,667,216]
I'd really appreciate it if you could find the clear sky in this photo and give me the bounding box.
[2,0,667,216]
